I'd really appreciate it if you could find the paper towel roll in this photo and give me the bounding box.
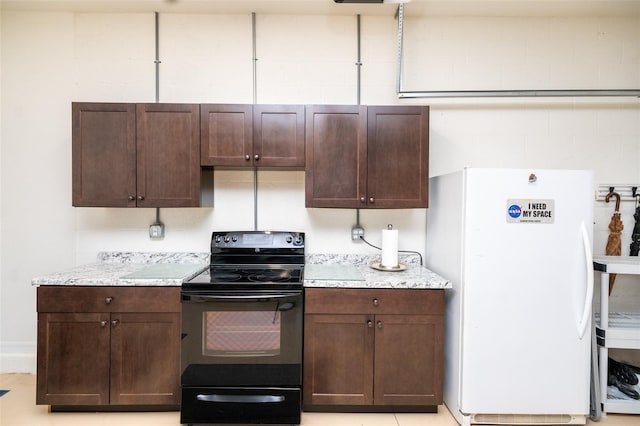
[381,228,399,268]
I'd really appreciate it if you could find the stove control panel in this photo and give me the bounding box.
[211,231,305,249]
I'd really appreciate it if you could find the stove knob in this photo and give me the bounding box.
[286,236,293,243]
[294,237,303,246]
[224,236,230,243]
[214,235,221,243]
[231,236,238,242]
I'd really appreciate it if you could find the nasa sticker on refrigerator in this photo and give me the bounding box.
[506,199,555,224]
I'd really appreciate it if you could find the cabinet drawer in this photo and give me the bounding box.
[304,288,444,315]
[37,286,181,313]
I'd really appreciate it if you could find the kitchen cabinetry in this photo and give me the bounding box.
[36,286,181,409]
[201,104,305,167]
[305,105,429,208]
[72,102,212,207]
[303,288,444,410]
[594,256,640,415]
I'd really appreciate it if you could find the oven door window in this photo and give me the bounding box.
[181,293,302,367]
[204,311,281,356]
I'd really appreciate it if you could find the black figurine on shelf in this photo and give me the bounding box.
[632,187,640,256]
[631,208,640,256]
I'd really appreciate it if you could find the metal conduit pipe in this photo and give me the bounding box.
[252,12,259,231]
[155,11,161,103]
[356,14,362,105]
[252,12,258,105]
[355,14,363,231]
[155,11,162,233]
[395,4,640,99]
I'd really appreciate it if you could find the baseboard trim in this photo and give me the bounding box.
[0,341,36,373]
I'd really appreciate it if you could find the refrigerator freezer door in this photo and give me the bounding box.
[458,168,593,415]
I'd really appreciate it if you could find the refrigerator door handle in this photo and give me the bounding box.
[577,221,594,339]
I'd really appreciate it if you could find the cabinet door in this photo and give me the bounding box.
[366,106,429,208]
[303,314,374,406]
[373,314,443,406]
[305,105,367,208]
[200,104,253,166]
[253,105,305,167]
[136,103,201,207]
[110,312,181,406]
[36,313,111,405]
[72,102,136,207]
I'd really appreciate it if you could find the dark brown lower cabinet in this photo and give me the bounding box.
[110,312,180,406]
[373,314,443,406]
[304,313,374,406]
[303,288,444,411]
[36,287,180,410]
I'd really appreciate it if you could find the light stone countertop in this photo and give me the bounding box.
[31,252,451,290]
[304,254,451,289]
[31,252,209,287]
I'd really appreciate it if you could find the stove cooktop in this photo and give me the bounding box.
[182,265,304,291]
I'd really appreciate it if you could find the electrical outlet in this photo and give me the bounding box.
[149,223,165,239]
[351,226,364,241]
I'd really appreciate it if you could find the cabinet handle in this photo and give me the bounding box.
[372,298,379,307]
[367,320,373,328]
[104,297,113,305]
[360,197,366,203]
[127,195,135,201]
[377,321,383,329]
[245,154,251,161]
[254,154,260,161]
[111,319,119,327]
[369,197,375,204]
[100,320,108,327]
[137,195,145,201]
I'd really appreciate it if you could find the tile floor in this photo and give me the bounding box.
[1,374,637,426]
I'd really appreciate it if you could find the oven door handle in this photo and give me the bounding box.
[196,394,285,403]
[183,294,300,302]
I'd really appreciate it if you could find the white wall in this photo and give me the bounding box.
[1,10,77,373]
[1,7,640,373]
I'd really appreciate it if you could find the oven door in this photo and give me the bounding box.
[181,291,302,387]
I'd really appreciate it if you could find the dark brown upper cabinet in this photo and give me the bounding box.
[200,104,252,167]
[366,105,429,208]
[305,105,429,209]
[136,103,205,207]
[72,102,211,208]
[200,104,305,167]
[72,103,136,207]
[305,105,367,208]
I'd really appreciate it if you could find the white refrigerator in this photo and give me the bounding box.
[426,168,594,426]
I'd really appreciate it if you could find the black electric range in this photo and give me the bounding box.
[180,231,305,425]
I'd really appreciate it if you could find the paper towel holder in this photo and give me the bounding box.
[372,224,407,271]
